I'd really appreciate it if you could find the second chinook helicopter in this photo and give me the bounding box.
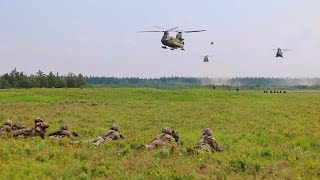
[272,48,292,58]
[138,26,206,50]
[201,55,213,62]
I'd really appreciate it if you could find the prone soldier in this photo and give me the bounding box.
[194,128,223,152]
[13,118,49,139]
[0,120,14,137]
[144,127,179,150]
[86,123,124,146]
[49,123,79,140]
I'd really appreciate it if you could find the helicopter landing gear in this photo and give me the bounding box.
[161,46,167,49]
[170,48,175,50]
[181,48,185,51]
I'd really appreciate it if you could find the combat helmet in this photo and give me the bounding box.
[202,128,213,136]
[34,118,44,124]
[110,123,119,131]
[60,123,69,130]
[5,120,13,126]
[162,127,172,134]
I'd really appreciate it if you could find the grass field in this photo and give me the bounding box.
[0,88,319,179]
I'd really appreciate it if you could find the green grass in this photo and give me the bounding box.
[0,88,319,179]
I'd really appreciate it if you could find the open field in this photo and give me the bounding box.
[0,88,319,179]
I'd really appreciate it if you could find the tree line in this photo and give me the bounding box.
[1,69,319,89]
[0,68,86,89]
[85,76,201,88]
[86,76,320,88]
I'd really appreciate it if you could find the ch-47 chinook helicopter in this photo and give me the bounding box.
[138,26,206,50]
[201,55,213,62]
[272,48,292,58]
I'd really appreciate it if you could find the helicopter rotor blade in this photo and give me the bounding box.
[176,30,206,33]
[154,26,179,31]
[153,26,167,30]
[167,27,179,31]
[137,30,164,33]
[282,49,293,51]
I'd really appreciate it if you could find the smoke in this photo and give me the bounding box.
[200,77,237,86]
[200,77,320,87]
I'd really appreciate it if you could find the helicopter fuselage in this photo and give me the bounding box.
[276,49,283,58]
[161,32,184,50]
[139,27,205,50]
[203,56,209,62]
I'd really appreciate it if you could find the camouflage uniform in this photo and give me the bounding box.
[49,123,74,139]
[145,127,178,150]
[194,128,223,152]
[87,123,122,146]
[0,120,13,137]
[13,118,49,139]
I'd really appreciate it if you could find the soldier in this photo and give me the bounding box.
[0,120,13,132]
[86,123,124,146]
[194,128,223,152]
[144,127,179,150]
[0,120,14,137]
[0,120,26,132]
[13,118,49,139]
[236,88,240,92]
[49,123,79,139]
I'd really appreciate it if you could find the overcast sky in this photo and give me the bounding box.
[0,0,319,77]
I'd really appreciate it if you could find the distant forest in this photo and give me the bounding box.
[0,68,86,89]
[1,69,320,89]
[86,76,320,89]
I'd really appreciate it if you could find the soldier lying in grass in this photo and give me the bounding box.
[85,123,124,146]
[0,120,14,137]
[0,120,27,138]
[13,118,49,139]
[194,128,223,152]
[49,123,79,139]
[144,127,179,150]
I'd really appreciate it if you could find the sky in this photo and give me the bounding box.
[0,0,319,78]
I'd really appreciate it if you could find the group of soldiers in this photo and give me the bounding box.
[0,118,49,139]
[0,118,223,153]
[263,90,287,93]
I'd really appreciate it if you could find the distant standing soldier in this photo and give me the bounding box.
[144,127,179,150]
[236,88,240,92]
[49,123,79,139]
[194,128,223,152]
[86,123,124,146]
[212,85,216,90]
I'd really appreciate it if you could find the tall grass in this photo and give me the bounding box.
[0,88,319,179]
